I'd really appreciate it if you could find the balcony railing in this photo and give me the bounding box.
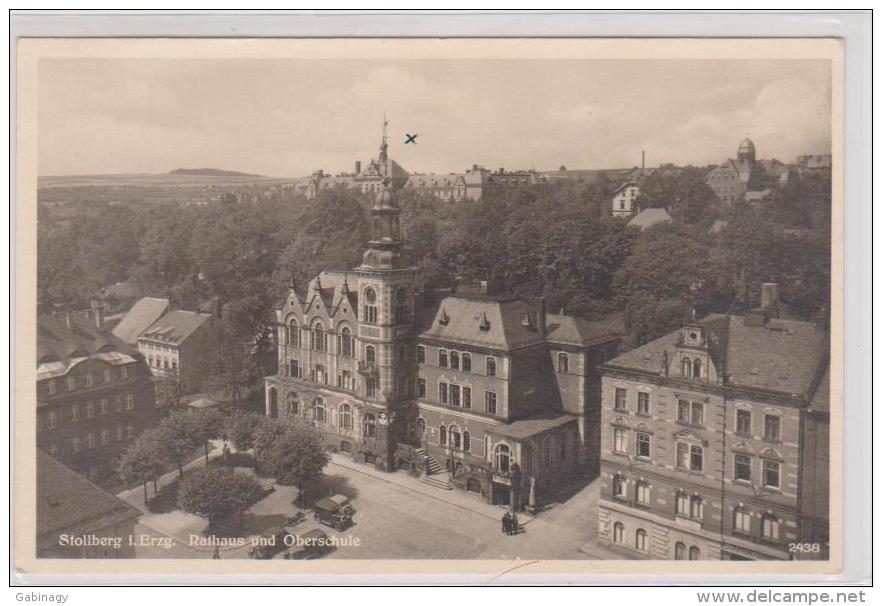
[358,360,379,375]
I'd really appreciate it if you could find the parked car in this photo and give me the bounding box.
[312,494,355,531]
[247,526,291,560]
[283,528,335,560]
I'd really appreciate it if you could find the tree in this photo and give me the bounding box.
[117,428,166,504]
[154,412,203,478]
[223,411,264,453]
[173,407,225,463]
[177,466,264,530]
[262,420,330,506]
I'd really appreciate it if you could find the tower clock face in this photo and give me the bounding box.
[364,287,377,304]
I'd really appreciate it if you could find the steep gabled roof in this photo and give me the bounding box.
[37,311,134,363]
[140,310,212,344]
[37,451,141,552]
[111,297,170,344]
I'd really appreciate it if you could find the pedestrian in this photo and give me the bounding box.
[502,511,511,535]
[510,513,519,535]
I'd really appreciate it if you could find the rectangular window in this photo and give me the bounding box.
[104,369,112,383]
[450,384,461,407]
[439,382,448,404]
[463,386,472,409]
[637,392,650,415]
[636,432,651,459]
[366,377,377,399]
[613,428,628,454]
[85,373,94,387]
[450,351,459,370]
[125,394,135,410]
[677,399,690,423]
[676,492,690,516]
[764,414,781,441]
[86,403,95,418]
[614,388,627,411]
[71,405,80,422]
[677,443,703,472]
[48,412,58,429]
[734,454,752,482]
[691,402,705,427]
[736,409,752,435]
[636,482,650,505]
[734,509,751,533]
[289,359,301,378]
[416,346,425,364]
[762,460,781,488]
[46,380,57,395]
[438,350,448,368]
[485,391,497,415]
[66,376,76,391]
[462,353,471,372]
[417,377,426,398]
[121,366,129,380]
[762,516,780,540]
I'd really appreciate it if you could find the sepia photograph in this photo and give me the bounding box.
[11,28,858,586]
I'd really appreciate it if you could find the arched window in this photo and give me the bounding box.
[463,431,471,452]
[613,522,624,544]
[681,357,691,377]
[365,345,376,366]
[636,529,648,551]
[450,351,459,370]
[674,542,686,560]
[449,426,461,449]
[486,357,497,377]
[438,349,448,368]
[558,352,569,373]
[287,392,299,415]
[340,327,353,357]
[689,546,701,560]
[690,496,704,520]
[495,443,511,472]
[313,323,326,353]
[363,413,376,438]
[312,398,326,424]
[462,353,471,372]
[363,287,378,323]
[636,480,650,504]
[612,473,625,498]
[439,425,447,445]
[339,404,352,430]
[287,319,299,347]
[693,358,702,378]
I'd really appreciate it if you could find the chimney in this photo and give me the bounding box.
[760,282,780,318]
[538,296,547,336]
[641,150,646,173]
[165,290,175,311]
[355,160,361,175]
[90,299,105,330]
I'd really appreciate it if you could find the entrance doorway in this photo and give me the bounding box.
[340,441,352,454]
[466,478,481,493]
[492,481,511,506]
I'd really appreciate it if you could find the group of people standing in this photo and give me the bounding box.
[501,511,520,535]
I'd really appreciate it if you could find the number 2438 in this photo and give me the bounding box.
[788,543,822,553]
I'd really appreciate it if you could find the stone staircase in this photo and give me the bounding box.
[417,448,453,490]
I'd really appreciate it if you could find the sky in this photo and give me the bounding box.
[38,58,832,177]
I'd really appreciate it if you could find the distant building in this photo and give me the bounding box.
[596,284,829,560]
[37,450,141,558]
[137,304,221,394]
[612,181,641,218]
[628,207,671,230]
[706,138,788,204]
[794,154,832,174]
[37,303,158,484]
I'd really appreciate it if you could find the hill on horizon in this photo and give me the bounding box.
[169,167,264,177]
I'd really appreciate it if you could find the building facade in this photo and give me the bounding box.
[137,306,219,395]
[611,181,641,218]
[37,305,159,484]
[596,285,829,560]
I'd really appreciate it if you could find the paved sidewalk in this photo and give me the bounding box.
[328,453,535,525]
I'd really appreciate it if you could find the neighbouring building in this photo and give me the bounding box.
[265,132,623,508]
[137,303,220,394]
[37,303,158,484]
[706,138,787,204]
[596,283,829,561]
[111,296,170,345]
[37,450,141,558]
[612,181,641,218]
[794,154,832,174]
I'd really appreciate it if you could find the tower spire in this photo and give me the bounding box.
[379,113,389,163]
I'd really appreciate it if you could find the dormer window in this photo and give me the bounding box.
[521,314,533,329]
[692,358,702,379]
[479,312,490,332]
[438,308,449,326]
[681,357,691,377]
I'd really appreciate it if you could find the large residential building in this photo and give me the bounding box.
[36,303,158,484]
[596,284,829,561]
[136,304,220,394]
[266,132,622,508]
[37,450,141,558]
[611,181,641,218]
[706,138,791,204]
